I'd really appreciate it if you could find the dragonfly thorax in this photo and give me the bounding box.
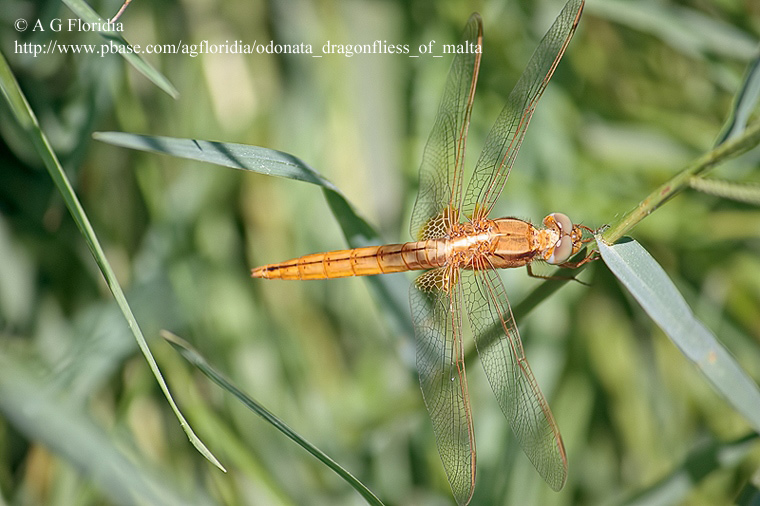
[462,213,584,270]
[443,221,493,267]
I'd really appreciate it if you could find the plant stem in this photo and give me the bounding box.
[601,120,760,244]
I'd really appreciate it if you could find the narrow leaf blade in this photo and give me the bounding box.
[93,131,413,337]
[62,0,179,98]
[0,51,222,471]
[161,331,386,506]
[597,237,760,434]
[715,53,760,146]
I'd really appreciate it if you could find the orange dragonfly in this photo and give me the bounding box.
[252,0,589,503]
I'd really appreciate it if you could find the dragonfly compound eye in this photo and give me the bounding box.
[547,236,573,265]
[548,212,573,236]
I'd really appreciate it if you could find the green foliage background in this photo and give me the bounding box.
[1,0,759,504]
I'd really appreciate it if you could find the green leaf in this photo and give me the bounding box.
[161,331,386,506]
[61,0,179,98]
[597,237,760,434]
[0,51,222,471]
[93,131,412,337]
[715,53,760,146]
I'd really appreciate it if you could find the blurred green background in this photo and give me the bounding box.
[1,0,760,504]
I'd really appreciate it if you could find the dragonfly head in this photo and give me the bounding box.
[542,213,583,265]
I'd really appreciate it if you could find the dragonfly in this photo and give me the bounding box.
[252,0,591,503]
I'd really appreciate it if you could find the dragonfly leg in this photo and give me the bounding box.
[526,250,597,285]
[556,249,599,270]
[526,264,584,284]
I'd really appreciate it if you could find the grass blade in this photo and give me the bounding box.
[93,131,412,336]
[0,51,222,471]
[597,237,760,433]
[95,132,341,189]
[61,0,179,98]
[715,53,760,146]
[161,331,386,506]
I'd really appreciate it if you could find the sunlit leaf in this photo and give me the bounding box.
[597,237,760,433]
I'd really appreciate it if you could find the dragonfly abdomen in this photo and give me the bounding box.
[251,241,446,280]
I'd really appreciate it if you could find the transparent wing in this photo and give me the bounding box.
[410,268,475,505]
[462,267,567,490]
[410,14,483,240]
[463,0,584,221]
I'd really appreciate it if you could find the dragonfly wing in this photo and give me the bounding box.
[463,0,584,221]
[410,268,475,505]
[410,14,482,240]
[462,268,567,490]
